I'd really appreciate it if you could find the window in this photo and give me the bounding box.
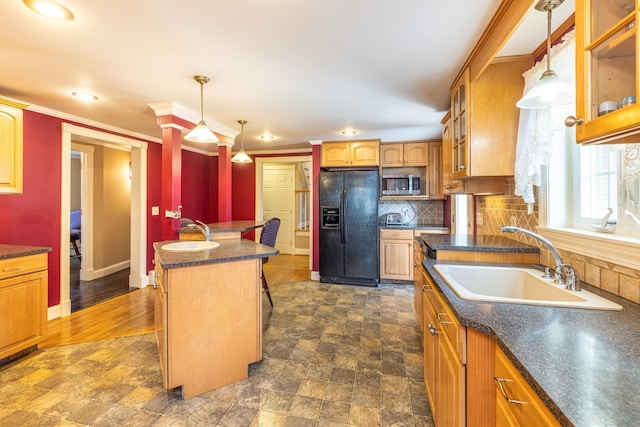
[573,144,640,238]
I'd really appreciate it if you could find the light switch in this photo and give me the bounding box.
[152,206,159,216]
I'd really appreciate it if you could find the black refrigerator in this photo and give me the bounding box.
[319,169,379,286]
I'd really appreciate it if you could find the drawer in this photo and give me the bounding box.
[423,271,466,364]
[380,228,413,240]
[494,347,560,426]
[0,253,47,280]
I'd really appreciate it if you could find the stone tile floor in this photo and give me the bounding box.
[0,281,434,426]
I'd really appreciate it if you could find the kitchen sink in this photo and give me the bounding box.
[433,264,622,311]
[161,241,220,251]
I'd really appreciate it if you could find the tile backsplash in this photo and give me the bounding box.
[476,179,640,304]
[378,200,444,225]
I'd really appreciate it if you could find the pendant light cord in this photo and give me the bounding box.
[546,8,552,73]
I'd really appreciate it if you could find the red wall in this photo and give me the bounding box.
[0,112,62,306]
[2,108,312,308]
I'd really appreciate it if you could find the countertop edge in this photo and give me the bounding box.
[0,245,52,260]
[154,239,278,269]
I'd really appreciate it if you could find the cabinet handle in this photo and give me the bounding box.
[445,185,452,190]
[152,281,158,290]
[436,312,453,325]
[459,165,466,170]
[422,284,433,292]
[2,265,23,272]
[427,323,439,335]
[564,116,584,127]
[494,377,528,405]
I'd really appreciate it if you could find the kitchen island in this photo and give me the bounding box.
[153,237,278,399]
[179,220,265,240]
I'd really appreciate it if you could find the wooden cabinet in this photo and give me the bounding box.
[380,142,428,166]
[422,271,466,426]
[571,1,640,144]
[0,253,48,359]
[441,110,464,194]
[449,58,531,180]
[0,98,26,194]
[428,141,443,199]
[494,347,561,427]
[321,140,380,167]
[413,240,424,332]
[380,228,414,281]
[153,255,262,399]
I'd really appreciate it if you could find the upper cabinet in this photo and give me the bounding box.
[0,98,26,194]
[380,142,429,167]
[449,57,532,180]
[570,0,640,144]
[321,140,380,167]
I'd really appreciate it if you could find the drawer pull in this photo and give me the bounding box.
[422,284,433,292]
[494,377,528,405]
[436,312,453,325]
[427,323,439,336]
[2,265,23,272]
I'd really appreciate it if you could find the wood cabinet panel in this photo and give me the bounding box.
[413,240,424,332]
[404,142,429,166]
[0,253,47,360]
[494,347,560,426]
[0,99,26,194]
[380,143,404,166]
[428,141,443,199]
[321,140,380,167]
[380,229,413,281]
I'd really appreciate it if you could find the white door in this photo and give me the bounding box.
[263,165,294,254]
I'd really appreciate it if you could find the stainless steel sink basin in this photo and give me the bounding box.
[433,264,622,311]
[161,241,220,251]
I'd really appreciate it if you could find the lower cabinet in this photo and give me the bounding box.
[380,229,414,281]
[413,240,424,332]
[421,267,561,426]
[0,253,48,359]
[494,347,560,427]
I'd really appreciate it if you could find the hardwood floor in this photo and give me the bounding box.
[40,254,310,348]
[70,257,133,312]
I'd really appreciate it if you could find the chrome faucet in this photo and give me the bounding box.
[499,226,581,291]
[188,220,211,241]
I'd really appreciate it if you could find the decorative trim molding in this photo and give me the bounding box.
[147,101,236,138]
[537,226,640,271]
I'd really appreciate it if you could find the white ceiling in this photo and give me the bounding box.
[0,0,574,153]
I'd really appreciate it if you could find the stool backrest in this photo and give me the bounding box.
[260,218,281,248]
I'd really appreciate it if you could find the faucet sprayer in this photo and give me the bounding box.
[499,225,580,291]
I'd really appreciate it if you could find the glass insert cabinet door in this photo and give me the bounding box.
[451,68,469,178]
[572,0,639,144]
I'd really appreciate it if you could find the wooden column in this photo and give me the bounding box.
[161,124,183,240]
[217,143,233,222]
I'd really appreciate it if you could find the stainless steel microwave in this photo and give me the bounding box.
[381,175,420,196]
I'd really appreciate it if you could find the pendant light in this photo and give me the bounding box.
[185,75,219,143]
[231,120,253,163]
[516,0,573,109]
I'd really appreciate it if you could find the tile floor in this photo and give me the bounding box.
[0,281,434,426]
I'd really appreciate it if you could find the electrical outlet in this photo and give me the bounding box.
[510,216,517,227]
[476,212,483,225]
[152,206,159,216]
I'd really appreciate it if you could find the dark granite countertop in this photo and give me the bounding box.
[419,233,539,253]
[423,259,640,426]
[379,223,450,232]
[154,238,278,269]
[0,244,51,260]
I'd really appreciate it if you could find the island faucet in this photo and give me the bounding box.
[188,220,211,241]
[499,225,581,291]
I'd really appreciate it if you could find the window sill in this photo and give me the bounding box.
[537,226,640,271]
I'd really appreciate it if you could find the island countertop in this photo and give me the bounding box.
[423,259,640,426]
[179,220,265,236]
[0,244,51,260]
[154,238,278,269]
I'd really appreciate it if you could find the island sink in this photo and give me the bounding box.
[433,264,622,311]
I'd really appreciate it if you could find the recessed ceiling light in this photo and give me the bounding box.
[72,91,98,102]
[23,0,74,20]
[260,134,275,141]
[341,129,357,136]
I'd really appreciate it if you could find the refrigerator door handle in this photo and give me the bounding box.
[340,188,346,244]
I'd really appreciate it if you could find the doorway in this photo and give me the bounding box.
[263,164,295,254]
[69,143,133,312]
[255,156,312,267]
[57,123,147,320]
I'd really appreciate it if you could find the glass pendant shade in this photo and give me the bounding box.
[516,70,574,109]
[186,121,218,143]
[516,0,573,109]
[231,119,253,163]
[185,75,219,143]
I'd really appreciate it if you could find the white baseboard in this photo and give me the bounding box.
[294,248,310,255]
[82,260,130,281]
[311,271,320,281]
[48,297,71,320]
